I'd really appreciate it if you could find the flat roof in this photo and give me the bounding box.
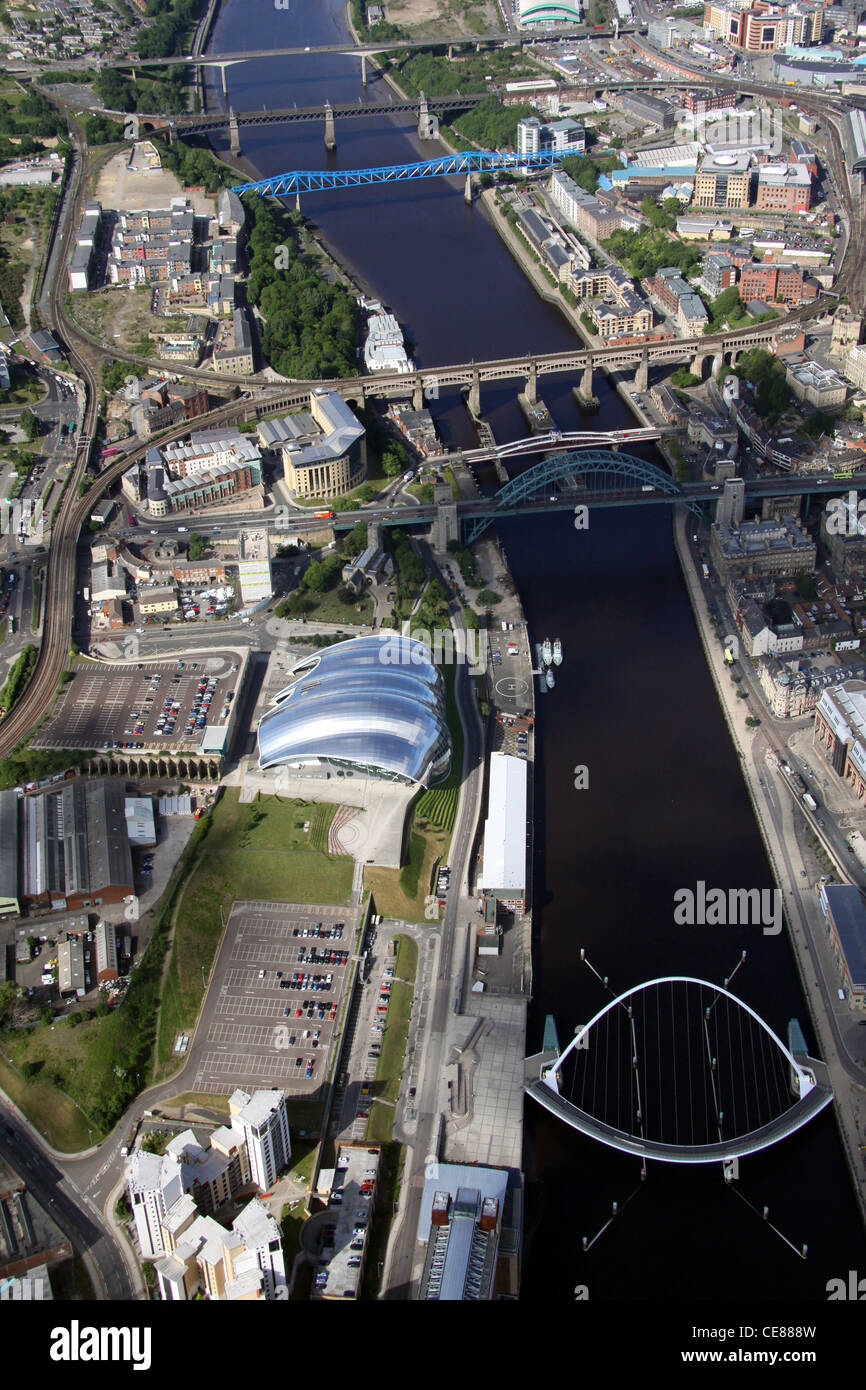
[822,884,866,989]
[478,754,527,893]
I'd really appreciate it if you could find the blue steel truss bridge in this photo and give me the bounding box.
[230,149,561,197]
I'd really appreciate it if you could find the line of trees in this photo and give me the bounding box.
[245,200,358,381]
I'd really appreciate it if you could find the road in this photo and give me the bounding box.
[0,1098,134,1300]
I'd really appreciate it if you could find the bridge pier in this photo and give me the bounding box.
[324,101,336,152]
[634,350,649,394]
[712,353,723,378]
[467,368,481,418]
[525,359,537,405]
[229,110,241,157]
[448,43,454,59]
[220,63,228,101]
[690,354,706,379]
[464,172,473,205]
[413,378,424,411]
[573,360,600,411]
[418,91,439,141]
[361,52,367,86]
[295,192,301,214]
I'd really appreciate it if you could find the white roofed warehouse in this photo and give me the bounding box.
[257,634,451,788]
[477,753,527,910]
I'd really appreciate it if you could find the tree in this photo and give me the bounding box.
[341,521,368,559]
[187,532,205,561]
[19,407,40,441]
[381,448,403,478]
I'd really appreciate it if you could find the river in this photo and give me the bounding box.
[204,0,866,1300]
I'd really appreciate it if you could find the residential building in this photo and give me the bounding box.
[548,170,623,243]
[516,116,585,161]
[416,1163,514,1301]
[126,1092,291,1264]
[228,1090,291,1193]
[212,308,254,375]
[738,261,806,304]
[700,252,737,298]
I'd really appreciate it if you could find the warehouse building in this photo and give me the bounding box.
[477,754,527,910]
[819,884,866,1010]
[0,780,134,912]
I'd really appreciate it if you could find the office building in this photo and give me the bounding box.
[703,1,824,52]
[278,390,367,500]
[693,152,752,209]
[755,162,812,212]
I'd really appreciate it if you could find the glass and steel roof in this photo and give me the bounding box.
[257,634,451,786]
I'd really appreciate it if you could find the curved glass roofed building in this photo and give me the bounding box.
[257,634,451,787]
[518,0,582,24]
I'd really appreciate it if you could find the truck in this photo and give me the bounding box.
[119,1119,140,1157]
[702,563,710,580]
[803,792,818,812]
[82,586,89,602]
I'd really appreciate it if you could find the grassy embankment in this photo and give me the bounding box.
[365,935,417,1144]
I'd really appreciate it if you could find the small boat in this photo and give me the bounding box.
[553,639,562,667]
[541,637,553,666]
[545,668,555,690]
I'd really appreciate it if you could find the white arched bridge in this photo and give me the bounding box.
[525,977,833,1165]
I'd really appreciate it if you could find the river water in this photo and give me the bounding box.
[205,0,866,1300]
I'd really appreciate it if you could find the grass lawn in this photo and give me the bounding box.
[0,1050,96,1153]
[365,935,417,1143]
[158,1091,231,1115]
[154,790,353,1078]
[300,585,373,626]
[280,1199,307,1275]
[288,1139,318,1186]
[364,817,448,923]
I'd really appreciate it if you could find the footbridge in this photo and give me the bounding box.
[524,977,834,1164]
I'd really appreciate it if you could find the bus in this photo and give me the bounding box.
[313,509,335,519]
[101,446,119,458]
[834,471,854,479]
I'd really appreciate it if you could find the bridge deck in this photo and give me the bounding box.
[525,1075,834,1163]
